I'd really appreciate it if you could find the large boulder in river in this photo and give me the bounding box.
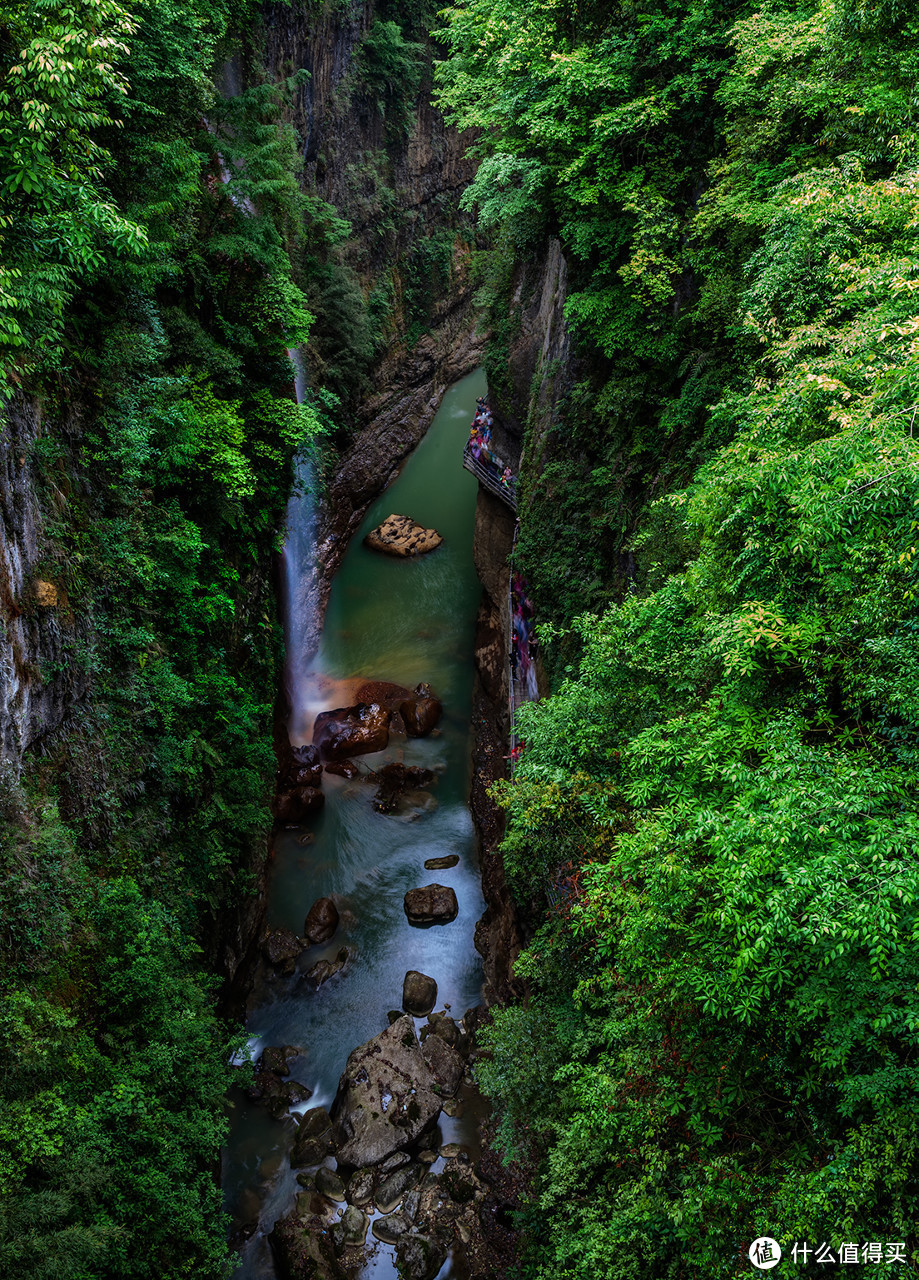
[403,970,437,1017]
[364,513,443,558]
[277,741,323,790]
[331,1016,443,1168]
[403,884,458,926]
[304,896,339,944]
[313,703,390,761]
[273,786,324,824]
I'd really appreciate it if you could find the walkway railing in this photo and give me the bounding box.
[462,440,518,512]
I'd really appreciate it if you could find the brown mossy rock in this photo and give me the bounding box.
[260,1045,299,1076]
[248,1072,313,1119]
[402,970,437,1017]
[291,1107,336,1168]
[331,1015,443,1168]
[400,693,443,737]
[375,1161,424,1213]
[304,897,340,945]
[270,1209,348,1280]
[273,786,325,824]
[420,1033,464,1096]
[364,513,443,558]
[313,703,391,761]
[278,741,323,790]
[304,947,351,988]
[395,1232,448,1280]
[403,884,458,926]
[424,854,459,871]
[323,759,361,779]
[262,928,305,970]
[355,680,413,710]
[373,762,436,814]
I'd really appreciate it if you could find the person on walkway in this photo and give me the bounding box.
[501,466,512,489]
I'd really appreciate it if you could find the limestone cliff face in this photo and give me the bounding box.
[0,395,87,775]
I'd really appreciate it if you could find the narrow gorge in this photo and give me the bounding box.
[4,1,919,1279]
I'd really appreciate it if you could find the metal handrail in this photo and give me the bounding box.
[462,440,518,512]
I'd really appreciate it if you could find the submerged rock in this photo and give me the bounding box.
[304,896,340,945]
[304,947,351,988]
[313,702,391,761]
[355,680,413,710]
[331,1015,443,1167]
[372,762,436,814]
[273,786,325,824]
[364,513,443,557]
[402,970,437,1017]
[403,884,458,926]
[291,1106,336,1168]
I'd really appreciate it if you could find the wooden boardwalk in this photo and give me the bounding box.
[462,440,518,511]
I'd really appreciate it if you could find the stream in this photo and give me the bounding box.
[223,368,490,1279]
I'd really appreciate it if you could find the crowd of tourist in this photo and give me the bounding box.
[510,568,538,701]
[468,396,495,463]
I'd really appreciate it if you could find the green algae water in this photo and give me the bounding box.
[224,369,489,1279]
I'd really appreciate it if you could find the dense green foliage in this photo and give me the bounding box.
[438,0,919,1274]
[0,1,329,1275]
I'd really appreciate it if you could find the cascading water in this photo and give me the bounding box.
[282,350,322,734]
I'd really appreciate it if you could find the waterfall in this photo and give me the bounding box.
[282,349,321,743]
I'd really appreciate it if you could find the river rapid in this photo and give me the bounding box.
[223,369,490,1279]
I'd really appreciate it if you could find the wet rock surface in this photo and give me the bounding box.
[303,896,340,945]
[313,702,391,761]
[402,969,437,1017]
[364,513,443,557]
[371,761,437,814]
[304,946,351,987]
[424,854,459,870]
[273,785,325,824]
[331,1016,444,1167]
[261,927,305,971]
[400,687,443,737]
[403,883,459,925]
[277,741,323,790]
[291,1107,336,1168]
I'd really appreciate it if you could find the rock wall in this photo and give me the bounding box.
[0,393,87,778]
[465,237,576,996]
